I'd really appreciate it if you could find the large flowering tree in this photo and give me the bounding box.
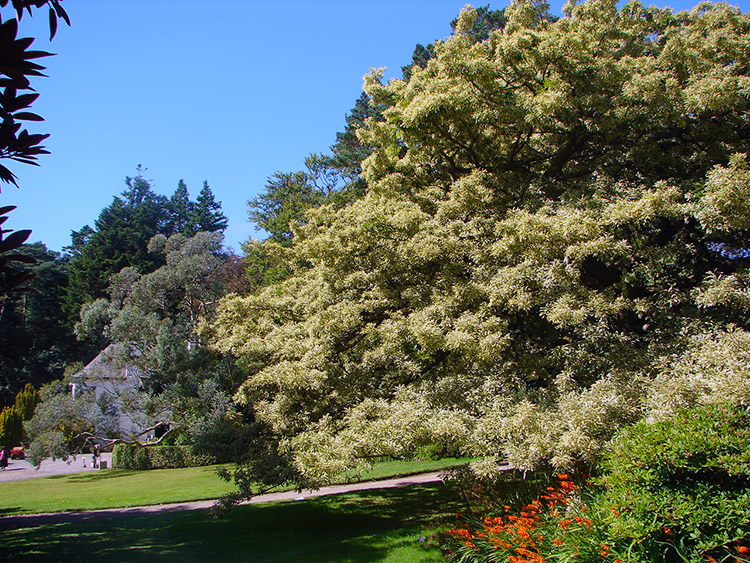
[209,0,750,483]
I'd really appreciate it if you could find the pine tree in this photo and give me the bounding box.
[64,174,170,318]
[166,179,193,235]
[185,181,228,235]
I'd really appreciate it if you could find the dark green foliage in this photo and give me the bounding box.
[65,174,229,323]
[596,403,750,561]
[184,181,228,236]
[247,93,385,248]
[165,179,193,234]
[111,443,215,470]
[63,224,93,258]
[0,242,78,406]
[328,92,386,186]
[64,173,171,313]
[248,169,327,244]
[400,43,435,80]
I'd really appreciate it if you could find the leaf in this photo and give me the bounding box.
[0,163,18,185]
[52,2,70,26]
[12,93,40,110]
[0,205,17,215]
[48,7,56,40]
[0,228,30,251]
[12,111,43,121]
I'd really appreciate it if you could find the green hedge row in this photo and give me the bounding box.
[111,444,216,470]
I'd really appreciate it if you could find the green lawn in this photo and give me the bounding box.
[0,482,463,562]
[0,457,471,515]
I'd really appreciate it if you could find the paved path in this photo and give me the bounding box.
[0,453,113,482]
[0,471,445,528]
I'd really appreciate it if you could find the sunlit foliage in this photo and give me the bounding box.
[211,0,750,481]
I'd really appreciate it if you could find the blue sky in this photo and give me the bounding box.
[3,0,748,253]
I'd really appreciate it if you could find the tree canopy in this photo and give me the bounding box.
[65,173,227,320]
[0,241,76,405]
[210,0,750,483]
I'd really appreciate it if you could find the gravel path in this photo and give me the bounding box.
[0,453,113,482]
[0,471,445,528]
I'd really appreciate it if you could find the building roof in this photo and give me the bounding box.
[76,343,142,383]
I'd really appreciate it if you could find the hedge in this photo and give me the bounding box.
[111,444,216,469]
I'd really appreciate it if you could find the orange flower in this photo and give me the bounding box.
[737,545,749,554]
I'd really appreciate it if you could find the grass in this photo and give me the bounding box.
[0,457,471,515]
[0,481,464,562]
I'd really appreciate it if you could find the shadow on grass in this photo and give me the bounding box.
[44,469,145,482]
[0,482,462,562]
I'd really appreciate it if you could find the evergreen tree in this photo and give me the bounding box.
[248,169,326,245]
[247,92,386,249]
[64,225,94,259]
[185,181,228,235]
[64,173,170,317]
[0,243,77,406]
[14,383,40,420]
[328,92,386,186]
[166,179,193,235]
[0,406,22,445]
[401,5,511,80]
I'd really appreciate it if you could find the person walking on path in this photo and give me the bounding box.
[0,446,9,471]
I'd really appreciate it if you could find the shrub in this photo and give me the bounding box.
[0,406,23,446]
[598,402,750,562]
[14,383,40,421]
[444,403,750,563]
[111,444,215,470]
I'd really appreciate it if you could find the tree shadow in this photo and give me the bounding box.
[0,482,462,562]
[45,469,137,482]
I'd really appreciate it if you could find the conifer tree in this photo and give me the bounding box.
[185,181,228,235]
[14,383,39,420]
[0,406,22,445]
[166,179,193,235]
[64,173,170,317]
